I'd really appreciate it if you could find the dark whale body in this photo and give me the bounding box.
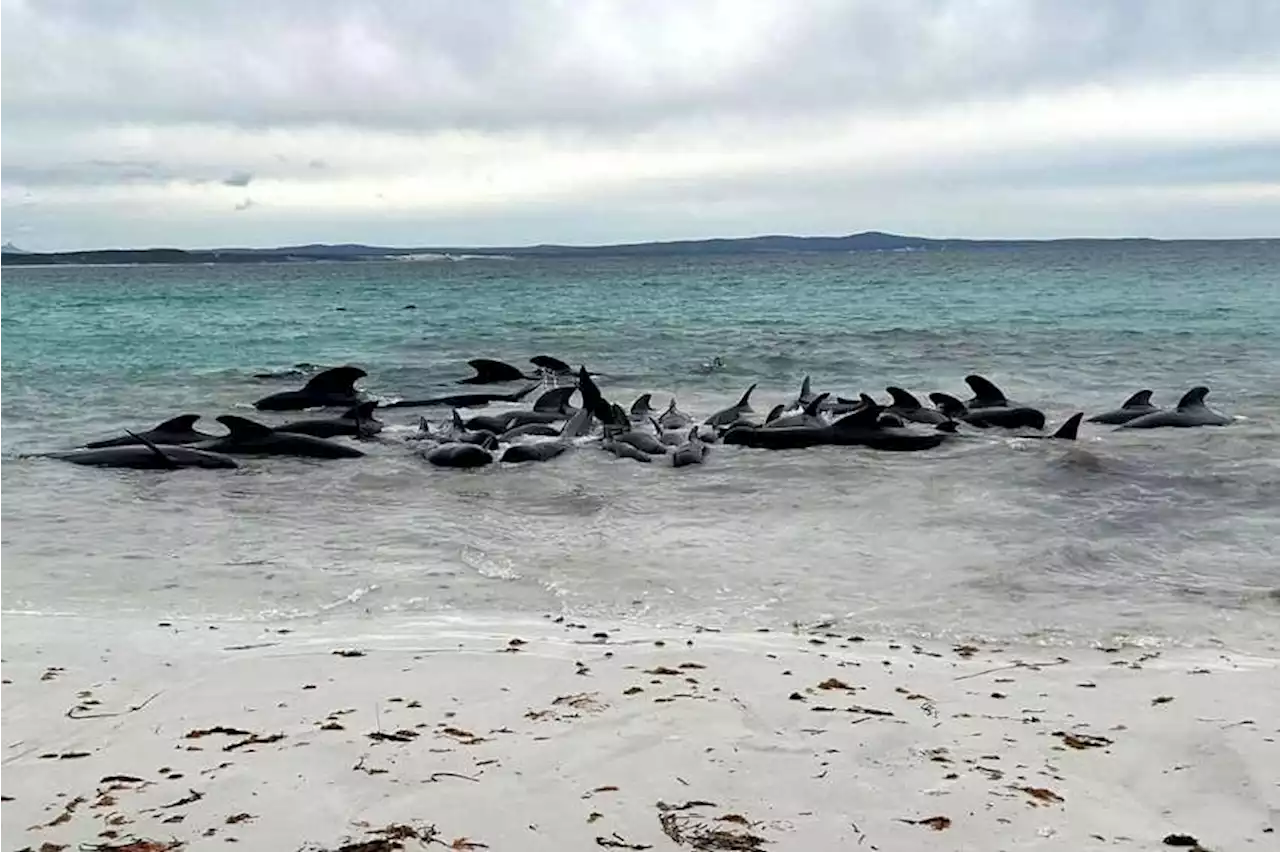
[1087,390,1158,425]
[198,416,365,459]
[254,366,367,411]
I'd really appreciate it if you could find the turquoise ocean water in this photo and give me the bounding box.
[2,244,1278,648]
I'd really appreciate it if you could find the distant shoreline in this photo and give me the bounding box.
[3,231,1276,267]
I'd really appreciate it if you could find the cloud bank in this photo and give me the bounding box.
[3,0,1278,250]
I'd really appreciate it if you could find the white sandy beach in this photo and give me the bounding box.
[2,613,1277,851]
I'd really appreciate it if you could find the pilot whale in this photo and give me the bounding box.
[1117,386,1232,429]
[1087,390,1159,425]
[50,431,239,470]
[254,366,367,411]
[198,416,365,459]
[276,401,383,439]
[83,414,220,449]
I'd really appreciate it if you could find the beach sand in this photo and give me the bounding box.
[1,614,1276,851]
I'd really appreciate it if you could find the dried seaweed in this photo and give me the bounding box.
[1053,731,1113,750]
[367,729,418,743]
[1013,785,1064,806]
[158,790,204,809]
[185,726,252,739]
[223,733,285,751]
[595,835,652,850]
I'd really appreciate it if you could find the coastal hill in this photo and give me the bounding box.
[0,230,1253,266]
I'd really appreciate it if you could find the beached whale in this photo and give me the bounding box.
[657,399,694,430]
[276,401,383,439]
[884,388,951,425]
[253,366,367,411]
[763,394,830,430]
[197,416,365,459]
[458,358,536,384]
[384,384,538,410]
[50,434,240,470]
[723,402,949,452]
[671,428,709,467]
[502,386,580,427]
[1117,387,1231,429]
[929,393,1047,430]
[422,442,494,468]
[500,408,593,464]
[1087,390,1159,425]
[705,384,757,428]
[629,393,656,422]
[83,414,220,449]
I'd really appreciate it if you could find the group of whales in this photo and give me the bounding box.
[42,354,1234,471]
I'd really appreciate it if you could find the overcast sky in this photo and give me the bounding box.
[3,0,1279,250]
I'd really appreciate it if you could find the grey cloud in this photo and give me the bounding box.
[2,1,1278,135]
[234,197,256,211]
[222,171,254,187]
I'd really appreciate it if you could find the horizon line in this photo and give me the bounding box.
[6,229,1280,256]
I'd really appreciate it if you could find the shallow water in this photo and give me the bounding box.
[3,244,1279,647]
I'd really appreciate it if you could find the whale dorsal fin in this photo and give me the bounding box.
[1122,390,1154,409]
[610,403,630,427]
[885,387,922,410]
[832,404,881,432]
[803,393,831,417]
[965,374,1008,406]
[451,409,466,430]
[929,392,968,418]
[666,398,677,413]
[765,404,785,424]
[342,401,379,421]
[1177,386,1209,409]
[735,383,757,408]
[303,365,366,394]
[464,358,527,383]
[859,393,877,407]
[534,386,576,413]
[799,376,811,399]
[154,414,202,432]
[630,393,653,415]
[216,415,275,440]
[530,355,572,375]
[1051,412,1084,440]
[126,429,178,469]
